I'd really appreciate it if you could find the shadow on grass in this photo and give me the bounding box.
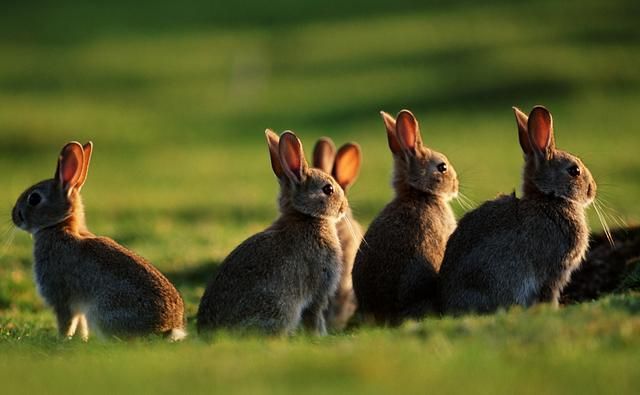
[164,259,221,290]
[561,226,640,304]
[600,293,640,314]
[1,0,519,45]
[164,259,222,324]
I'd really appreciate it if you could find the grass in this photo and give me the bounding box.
[1,298,639,394]
[0,0,639,393]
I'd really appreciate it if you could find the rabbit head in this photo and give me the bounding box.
[265,130,347,220]
[381,109,458,200]
[12,141,92,234]
[513,106,596,206]
[312,137,362,194]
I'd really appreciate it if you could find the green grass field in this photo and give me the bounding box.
[1,0,639,393]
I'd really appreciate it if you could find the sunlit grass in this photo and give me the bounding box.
[0,0,638,393]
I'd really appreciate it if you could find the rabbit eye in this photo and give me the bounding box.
[567,165,581,177]
[437,162,448,173]
[322,184,334,196]
[28,191,42,206]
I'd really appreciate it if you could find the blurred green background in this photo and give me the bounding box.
[1,0,639,393]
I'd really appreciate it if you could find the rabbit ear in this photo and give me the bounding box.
[527,106,556,160]
[313,137,336,174]
[75,141,93,191]
[265,129,284,178]
[395,109,423,154]
[333,143,361,191]
[56,142,85,193]
[279,131,308,184]
[512,107,532,155]
[380,111,402,154]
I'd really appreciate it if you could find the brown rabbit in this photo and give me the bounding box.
[351,110,459,325]
[197,130,347,336]
[11,142,186,340]
[439,106,597,315]
[312,137,363,331]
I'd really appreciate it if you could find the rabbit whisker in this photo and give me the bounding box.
[455,196,471,211]
[457,192,476,210]
[343,215,369,254]
[461,191,476,204]
[0,220,17,240]
[592,200,614,248]
[0,225,17,259]
[595,194,620,207]
[595,198,628,229]
[595,182,622,189]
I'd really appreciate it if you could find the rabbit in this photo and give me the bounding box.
[439,106,597,315]
[351,110,459,325]
[196,130,347,336]
[11,141,186,341]
[312,137,363,331]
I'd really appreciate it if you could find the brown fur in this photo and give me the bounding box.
[439,106,597,315]
[197,130,347,335]
[352,110,458,325]
[12,142,185,340]
[312,138,363,331]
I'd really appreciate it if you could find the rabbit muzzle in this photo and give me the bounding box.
[585,181,597,206]
[338,200,348,217]
[11,206,25,230]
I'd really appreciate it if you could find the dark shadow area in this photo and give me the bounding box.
[567,23,640,46]
[96,203,274,223]
[106,204,276,246]
[0,130,73,158]
[561,226,640,304]
[1,0,519,46]
[0,71,152,96]
[164,259,220,289]
[1,0,637,149]
[224,77,577,139]
[603,294,640,314]
[2,0,636,50]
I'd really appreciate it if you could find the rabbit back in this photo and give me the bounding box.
[197,218,342,334]
[440,106,595,315]
[353,195,455,324]
[440,194,589,314]
[34,230,185,337]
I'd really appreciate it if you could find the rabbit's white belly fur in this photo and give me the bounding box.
[292,296,314,329]
[515,276,538,306]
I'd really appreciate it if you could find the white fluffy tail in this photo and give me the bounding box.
[167,328,187,342]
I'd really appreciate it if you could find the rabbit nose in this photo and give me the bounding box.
[12,206,24,225]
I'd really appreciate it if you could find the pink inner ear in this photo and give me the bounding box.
[59,146,83,188]
[280,133,304,181]
[333,144,361,189]
[61,155,80,184]
[288,156,301,177]
[396,113,418,150]
[528,108,553,153]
